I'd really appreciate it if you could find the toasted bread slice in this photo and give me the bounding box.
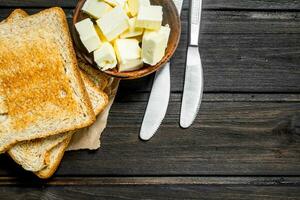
[0,7,96,153]
[9,132,72,172]
[35,72,108,179]
[3,9,69,172]
[9,70,108,172]
[4,10,108,176]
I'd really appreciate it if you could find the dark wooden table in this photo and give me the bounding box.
[1,0,300,199]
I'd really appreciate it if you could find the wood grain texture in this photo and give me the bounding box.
[116,93,300,102]
[0,0,300,198]
[0,184,300,200]
[0,95,299,177]
[1,177,300,199]
[1,176,300,186]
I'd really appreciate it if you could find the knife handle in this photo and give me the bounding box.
[189,0,202,46]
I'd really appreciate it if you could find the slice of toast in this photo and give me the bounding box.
[9,70,108,172]
[3,9,70,172]
[4,10,108,177]
[1,9,108,118]
[0,7,96,153]
[35,72,108,179]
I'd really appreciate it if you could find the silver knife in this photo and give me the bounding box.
[140,63,170,140]
[180,0,204,128]
[140,0,183,141]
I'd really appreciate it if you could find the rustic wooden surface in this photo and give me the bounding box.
[0,0,300,199]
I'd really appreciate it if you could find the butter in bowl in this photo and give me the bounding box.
[72,0,181,79]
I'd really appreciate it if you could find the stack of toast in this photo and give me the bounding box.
[0,8,110,179]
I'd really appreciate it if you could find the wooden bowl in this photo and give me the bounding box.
[72,0,181,80]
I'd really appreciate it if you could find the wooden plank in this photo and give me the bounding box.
[1,176,299,199]
[1,176,300,186]
[0,184,300,200]
[1,0,300,10]
[171,24,300,92]
[203,0,300,10]
[0,98,299,177]
[122,33,300,92]
[116,93,300,103]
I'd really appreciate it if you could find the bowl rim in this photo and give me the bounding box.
[72,0,181,80]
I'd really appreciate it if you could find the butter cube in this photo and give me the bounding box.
[120,17,143,39]
[82,0,112,19]
[80,36,102,53]
[142,25,171,66]
[75,18,94,37]
[96,6,129,41]
[104,0,126,7]
[114,39,143,72]
[136,5,162,30]
[75,18,102,53]
[127,0,150,16]
[94,42,117,71]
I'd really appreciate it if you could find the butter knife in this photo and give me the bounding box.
[140,0,183,141]
[140,63,170,140]
[180,0,204,128]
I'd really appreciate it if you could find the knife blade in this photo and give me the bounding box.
[180,0,204,128]
[140,63,170,141]
[140,0,183,140]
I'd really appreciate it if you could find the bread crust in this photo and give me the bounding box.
[81,71,109,115]
[53,7,96,124]
[0,9,28,24]
[35,137,72,179]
